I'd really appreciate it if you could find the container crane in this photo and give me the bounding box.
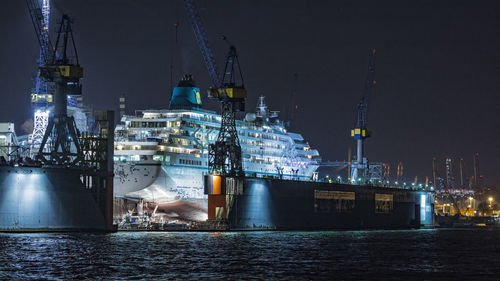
[350,48,376,183]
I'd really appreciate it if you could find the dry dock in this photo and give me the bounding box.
[204,176,434,231]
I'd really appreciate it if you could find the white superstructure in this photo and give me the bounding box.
[114,95,320,203]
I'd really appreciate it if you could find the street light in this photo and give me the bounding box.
[488,197,493,208]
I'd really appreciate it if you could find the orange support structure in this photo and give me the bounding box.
[208,194,227,219]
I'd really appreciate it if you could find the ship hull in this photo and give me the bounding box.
[0,166,108,232]
[113,160,316,202]
[113,162,161,197]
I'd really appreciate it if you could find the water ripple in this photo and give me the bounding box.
[0,229,499,280]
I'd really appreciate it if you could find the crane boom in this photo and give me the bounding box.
[356,48,376,130]
[183,0,222,88]
[26,0,52,66]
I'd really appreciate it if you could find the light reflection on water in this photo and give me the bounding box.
[0,229,499,280]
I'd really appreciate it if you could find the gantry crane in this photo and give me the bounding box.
[183,0,246,176]
[350,48,376,183]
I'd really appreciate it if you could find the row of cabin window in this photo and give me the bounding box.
[129,121,177,128]
[179,159,202,166]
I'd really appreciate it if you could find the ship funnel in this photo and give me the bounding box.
[169,74,202,110]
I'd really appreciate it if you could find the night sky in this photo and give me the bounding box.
[1,0,499,185]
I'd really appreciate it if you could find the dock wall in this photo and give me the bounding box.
[226,178,434,230]
[0,167,107,231]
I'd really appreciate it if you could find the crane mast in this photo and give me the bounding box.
[207,46,246,176]
[351,48,376,183]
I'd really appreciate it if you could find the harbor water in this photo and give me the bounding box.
[1,229,499,280]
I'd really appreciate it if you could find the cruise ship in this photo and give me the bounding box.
[113,75,320,219]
